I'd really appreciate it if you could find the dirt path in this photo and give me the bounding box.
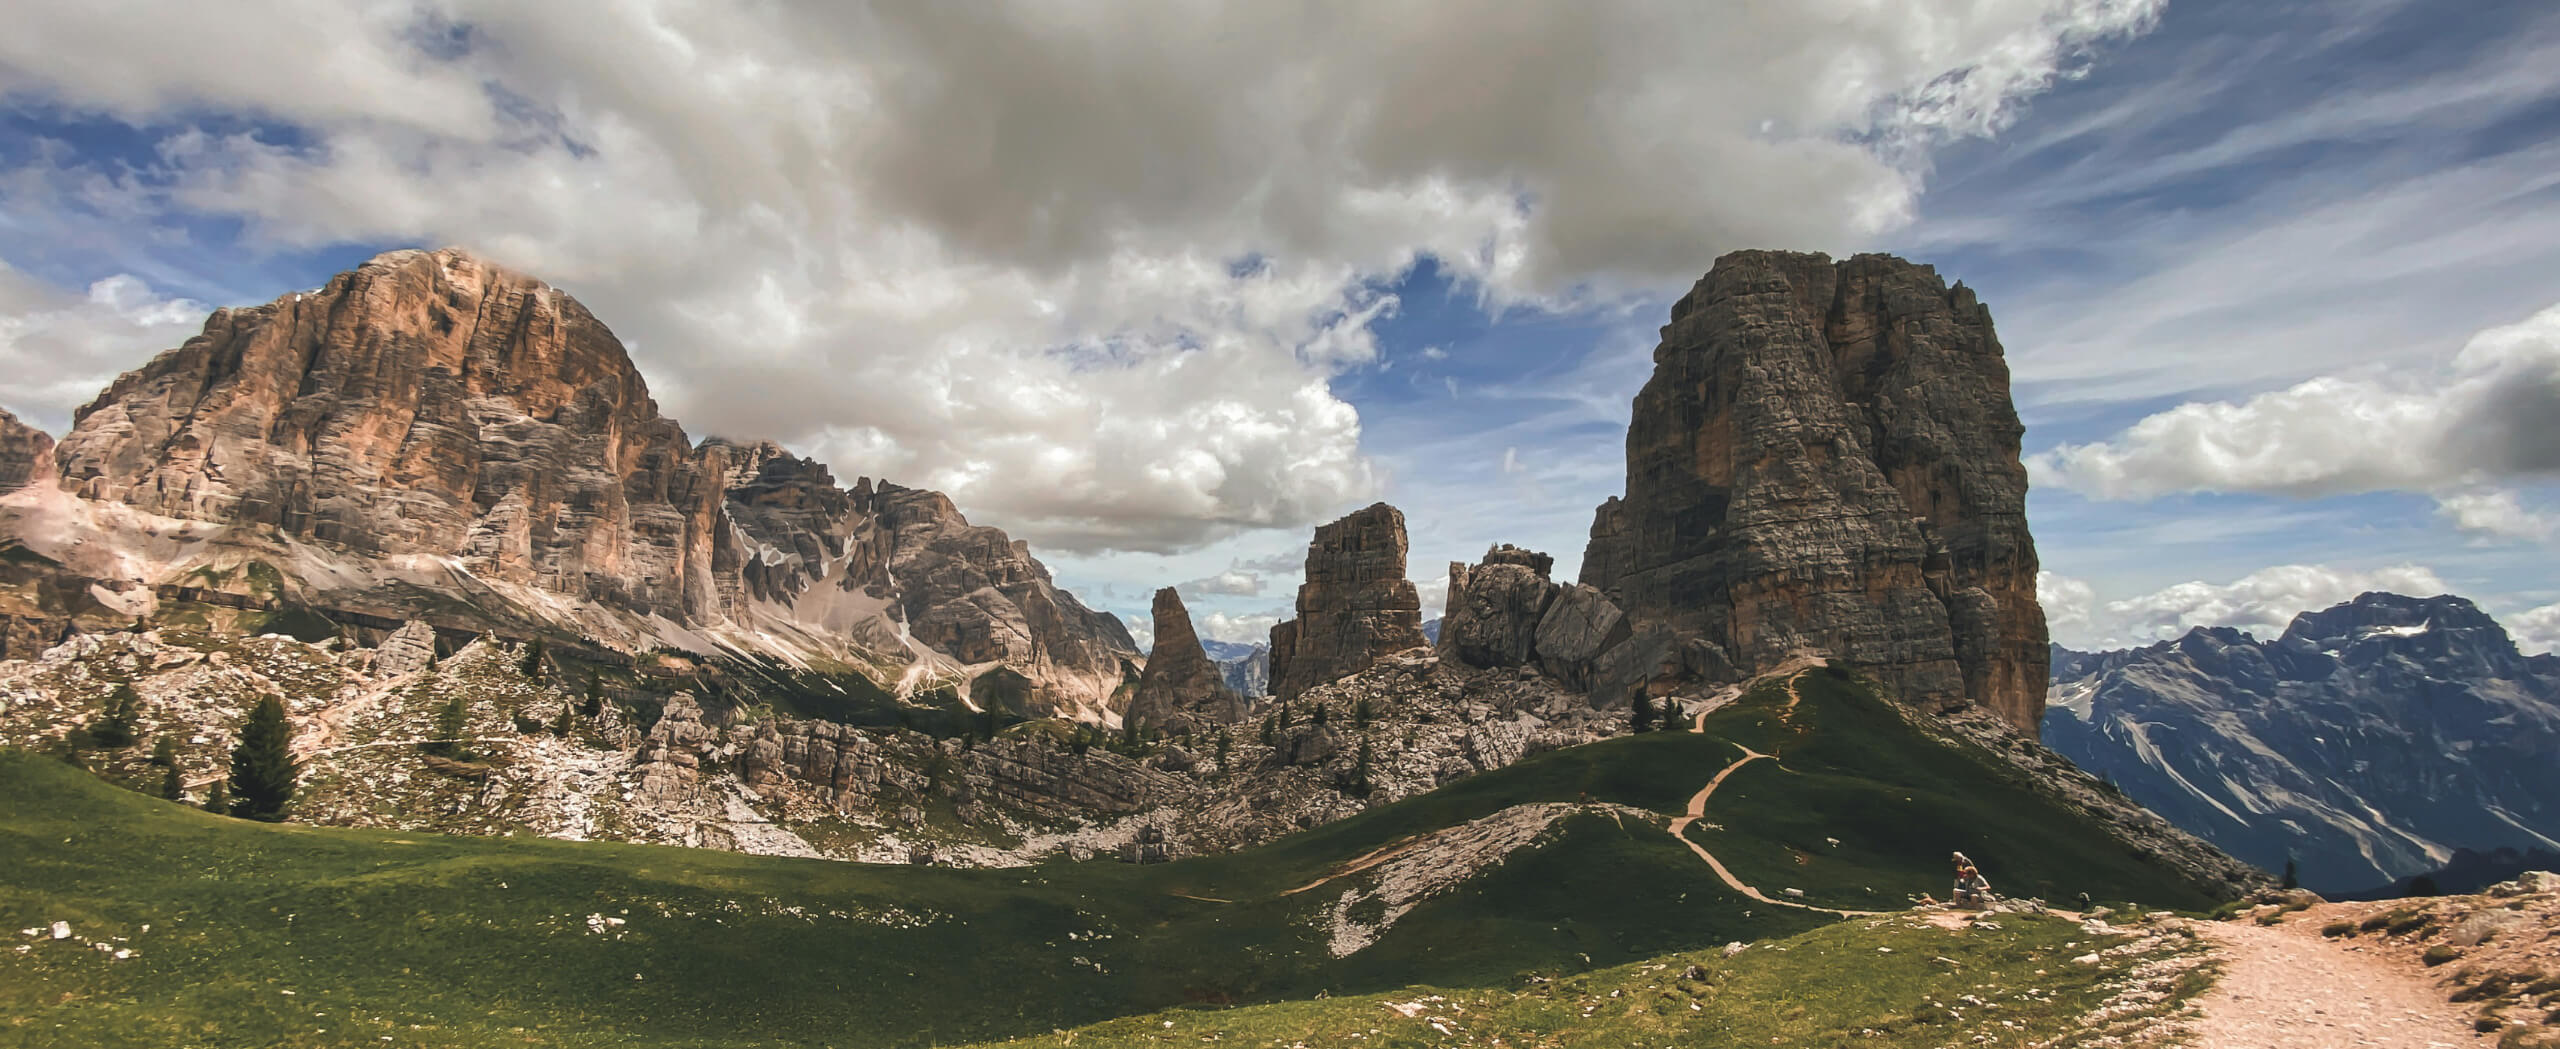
[1665,738,1885,918]
[2183,919,2491,1048]
[1281,834,1428,896]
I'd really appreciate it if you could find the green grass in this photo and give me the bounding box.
[1,666,2239,1047]
[958,910,2208,1049]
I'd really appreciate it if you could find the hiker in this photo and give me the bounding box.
[1950,851,1992,907]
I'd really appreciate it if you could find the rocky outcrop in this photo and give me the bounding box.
[2045,592,2560,894]
[1268,503,1428,701]
[1582,251,2047,732]
[1124,587,1246,735]
[1437,545,1556,669]
[371,620,440,678]
[7,248,1138,718]
[1205,641,1270,699]
[0,408,52,494]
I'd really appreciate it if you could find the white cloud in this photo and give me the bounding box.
[2434,489,2560,542]
[1118,613,1154,655]
[2511,602,2560,657]
[2044,563,2450,650]
[0,262,209,432]
[0,0,2160,555]
[1174,569,1267,599]
[1198,611,1284,647]
[2033,301,2560,529]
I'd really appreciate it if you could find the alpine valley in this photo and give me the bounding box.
[0,245,2459,1049]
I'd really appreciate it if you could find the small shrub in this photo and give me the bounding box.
[2424,944,2461,967]
[2321,921,2357,938]
[2255,911,2285,926]
[2389,912,2436,937]
[2360,912,2398,932]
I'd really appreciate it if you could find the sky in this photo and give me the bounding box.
[2,0,2556,656]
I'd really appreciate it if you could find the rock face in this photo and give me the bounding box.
[371,620,440,678]
[8,248,1137,718]
[1581,251,2047,732]
[2044,592,2560,894]
[1268,503,1428,701]
[1437,545,1556,669]
[1124,588,1247,735]
[0,408,52,494]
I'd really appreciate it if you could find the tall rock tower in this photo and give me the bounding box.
[1268,503,1428,701]
[1581,251,2049,733]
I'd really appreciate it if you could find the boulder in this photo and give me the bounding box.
[372,620,440,679]
[1534,584,1631,688]
[1437,549,1555,669]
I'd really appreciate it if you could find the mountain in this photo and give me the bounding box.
[2044,592,2560,894]
[2334,845,2560,901]
[1200,639,1269,698]
[1580,251,2048,734]
[1,248,1136,720]
[0,660,2248,1048]
[1420,616,1441,644]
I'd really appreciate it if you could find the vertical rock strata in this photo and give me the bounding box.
[1269,503,1428,700]
[1124,587,1247,734]
[1581,251,2048,732]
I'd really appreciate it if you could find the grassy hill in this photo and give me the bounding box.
[0,665,2235,1047]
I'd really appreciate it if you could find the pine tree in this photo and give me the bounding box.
[1259,715,1275,747]
[149,734,178,767]
[2281,858,2299,891]
[90,684,141,749]
[1660,700,1683,732]
[1214,728,1232,775]
[427,694,469,758]
[1353,696,1373,730]
[551,704,576,737]
[1311,702,1329,726]
[1631,693,1656,733]
[226,695,296,821]
[580,672,605,717]
[519,639,548,683]
[160,760,184,801]
[204,780,229,815]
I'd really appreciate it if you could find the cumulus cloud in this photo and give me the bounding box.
[0,262,208,431]
[2,0,2160,552]
[2511,602,2560,657]
[1198,611,1285,647]
[1173,570,1267,599]
[2042,563,2451,650]
[2033,301,2560,541]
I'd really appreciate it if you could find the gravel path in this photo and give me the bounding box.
[2185,919,2490,1048]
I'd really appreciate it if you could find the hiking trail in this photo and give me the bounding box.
[1666,661,1885,918]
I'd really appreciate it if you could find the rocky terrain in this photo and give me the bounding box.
[0,612,1634,865]
[0,407,50,494]
[2243,870,2560,1045]
[1580,251,2048,734]
[0,248,1136,719]
[2046,592,2560,894]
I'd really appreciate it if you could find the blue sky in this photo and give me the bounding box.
[3,0,2557,653]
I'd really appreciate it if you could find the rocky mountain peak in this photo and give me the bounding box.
[1124,587,1246,734]
[1583,249,2048,733]
[0,407,52,494]
[10,247,1139,720]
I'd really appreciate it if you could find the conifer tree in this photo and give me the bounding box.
[90,684,141,749]
[1631,693,1656,733]
[427,694,469,758]
[205,780,229,815]
[226,696,296,821]
[2281,857,2298,891]
[519,639,548,682]
[160,760,184,801]
[149,734,178,768]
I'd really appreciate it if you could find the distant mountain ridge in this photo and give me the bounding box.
[2044,592,2560,893]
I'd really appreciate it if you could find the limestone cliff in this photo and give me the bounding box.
[8,248,1137,718]
[1582,251,2047,732]
[1269,503,1428,701]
